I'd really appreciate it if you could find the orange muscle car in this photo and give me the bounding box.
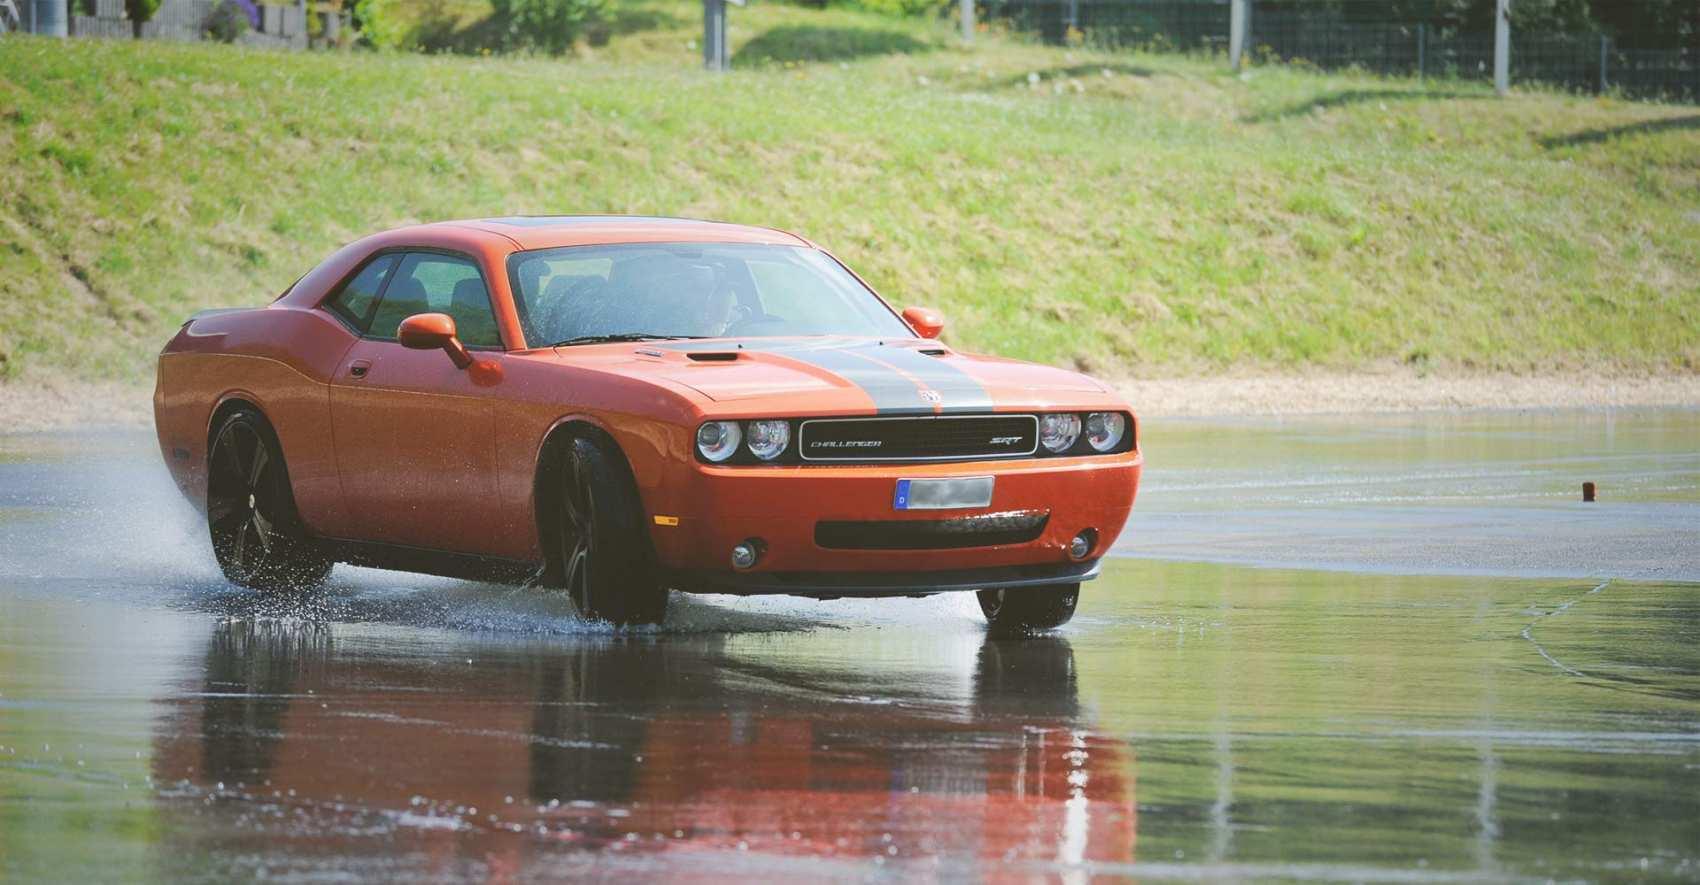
[153,217,1142,629]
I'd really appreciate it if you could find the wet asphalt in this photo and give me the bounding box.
[1,409,1696,881]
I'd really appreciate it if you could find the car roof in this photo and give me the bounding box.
[429,215,814,252]
[275,216,826,316]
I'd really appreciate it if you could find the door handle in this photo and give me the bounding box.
[349,360,371,379]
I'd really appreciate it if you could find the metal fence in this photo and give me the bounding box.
[66,0,309,46]
[997,0,1230,50]
[984,0,1700,102]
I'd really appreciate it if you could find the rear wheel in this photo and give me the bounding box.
[556,436,669,626]
[206,409,331,594]
[977,583,1079,634]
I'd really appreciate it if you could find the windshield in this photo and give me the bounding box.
[507,243,914,346]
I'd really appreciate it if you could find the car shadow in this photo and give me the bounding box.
[733,24,935,66]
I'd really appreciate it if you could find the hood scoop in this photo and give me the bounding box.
[686,351,740,362]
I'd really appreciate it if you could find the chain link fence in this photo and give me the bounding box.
[997,1,1230,50]
[983,0,1700,102]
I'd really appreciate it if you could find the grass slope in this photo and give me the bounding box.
[1,1,1697,385]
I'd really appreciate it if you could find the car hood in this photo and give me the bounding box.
[574,337,1115,415]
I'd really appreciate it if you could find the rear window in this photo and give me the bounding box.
[325,255,397,333]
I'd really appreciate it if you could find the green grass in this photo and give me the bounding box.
[1,1,1697,384]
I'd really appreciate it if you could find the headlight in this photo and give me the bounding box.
[696,421,742,462]
[745,419,791,461]
[1085,412,1127,452]
[1039,413,1081,453]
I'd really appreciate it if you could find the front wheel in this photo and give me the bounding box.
[555,436,669,627]
[977,583,1079,634]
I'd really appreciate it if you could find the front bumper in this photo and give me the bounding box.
[642,449,1140,583]
[668,558,1101,598]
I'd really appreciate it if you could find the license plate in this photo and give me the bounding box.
[894,476,994,511]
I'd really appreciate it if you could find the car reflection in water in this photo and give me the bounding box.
[152,619,1135,874]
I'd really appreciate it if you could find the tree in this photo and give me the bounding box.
[125,0,161,37]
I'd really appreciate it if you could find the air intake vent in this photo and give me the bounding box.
[816,511,1049,550]
[686,352,739,362]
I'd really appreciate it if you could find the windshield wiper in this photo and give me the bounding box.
[550,333,706,347]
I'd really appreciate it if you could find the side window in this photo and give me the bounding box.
[368,253,502,347]
[325,254,398,333]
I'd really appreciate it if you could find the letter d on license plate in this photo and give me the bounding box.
[893,476,994,510]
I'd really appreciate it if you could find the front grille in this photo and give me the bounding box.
[798,415,1038,462]
[815,511,1050,550]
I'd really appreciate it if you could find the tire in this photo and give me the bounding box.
[206,408,332,594]
[555,435,669,626]
[977,582,1079,635]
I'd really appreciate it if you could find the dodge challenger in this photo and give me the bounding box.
[153,216,1142,630]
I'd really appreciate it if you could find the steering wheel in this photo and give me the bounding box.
[724,312,787,337]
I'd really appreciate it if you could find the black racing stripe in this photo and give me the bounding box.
[853,345,995,414]
[775,344,937,415]
[660,338,935,415]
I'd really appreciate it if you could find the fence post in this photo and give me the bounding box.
[1493,0,1511,96]
[1417,22,1425,81]
[1065,0,1077,37]
[1229,0,1249,72]
[30,0,66,36]
[702,0,728,71]
[960,0,973,43]
[1598,34,1609,94]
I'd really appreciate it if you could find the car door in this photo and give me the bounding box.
[327,250,507,556]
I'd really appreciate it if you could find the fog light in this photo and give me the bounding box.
[731,540,762,570]
[1068,530,1097,561]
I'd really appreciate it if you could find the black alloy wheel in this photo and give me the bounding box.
[206,409,331,593]
[556,436,669,626]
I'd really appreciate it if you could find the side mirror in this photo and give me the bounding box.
[398,313,473,369]
[902,306,945,339]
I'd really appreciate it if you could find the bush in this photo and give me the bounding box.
[354,0,501,52]
[355,0,463,51]
[203,0,257,43]
[849,0,947,18]
[492,0,609,54]
[355,0,606,55]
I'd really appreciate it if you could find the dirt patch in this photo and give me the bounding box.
[1114,371,1700,417]
[0,380,154,434]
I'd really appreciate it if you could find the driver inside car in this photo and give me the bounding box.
[694,282,745,337]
